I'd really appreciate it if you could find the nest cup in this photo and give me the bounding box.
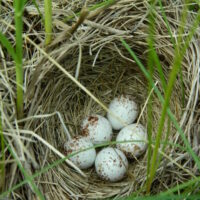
[25,1,199,199]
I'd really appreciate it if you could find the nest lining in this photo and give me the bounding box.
[30,34,197,199]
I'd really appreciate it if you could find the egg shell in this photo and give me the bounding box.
[95,147,128,182]
[81,114,113,144]
[107,95,139,130]
[116,123,147,158]
[64,136,96,169]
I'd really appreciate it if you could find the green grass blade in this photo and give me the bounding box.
[15,61,23,119]
[44,0,52,45]
[86,0,116,12]
[126,194,200,200]
[120,38,200,168]
[176,2,189,48]
[146,1,168,192]
[146,2,173,180]
[147,53,182,192]
[157,0,175,48]
[146,75,153,181]
[32,0,44,24]
[173,1,189,108]
[5,141,45,200]
[158,117,171,163]
[178,12,200,59]
[146,2,168,180]
[0,32,17,62]
[146,6,155,180]
[14,0,25,119]
[0,0,26,119]
[160,178,200,196]
[158,0,185,106]
[152,50,167,90]
[148,5,167,90]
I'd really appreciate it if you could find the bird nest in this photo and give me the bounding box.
[1,0,200,199]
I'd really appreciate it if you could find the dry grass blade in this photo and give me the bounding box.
[49,7,89,48]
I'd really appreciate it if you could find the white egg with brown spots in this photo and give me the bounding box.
[64,136,96,169]
[116,123,147,158]
[95,147,128,182]
[107,95,139,130]
[81,114,113,144]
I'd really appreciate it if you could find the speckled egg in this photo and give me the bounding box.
[116,123,147,158]
[81,114,113,144]
[107,95,139,130]
[95,147,128,182]
[64,136,96,169]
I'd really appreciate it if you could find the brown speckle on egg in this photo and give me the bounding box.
[81,124,89,136]
[88,116,99,124]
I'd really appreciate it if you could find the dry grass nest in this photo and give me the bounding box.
[1,0,200,199]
